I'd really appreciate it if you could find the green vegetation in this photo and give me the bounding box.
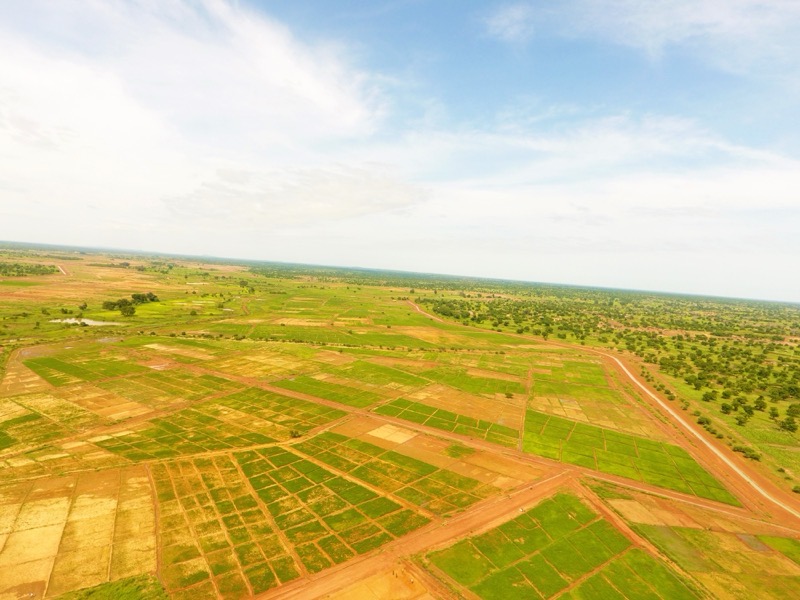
[272,375,381,408]
[58,575,168,600]
[294,431,495,516]
[0,261,59,277]
[234,446,429,572]
[375,398,519,447]
[523,409,738,504]
[0,246,791,599]
[635,525,800,600]
[429,493,697,600]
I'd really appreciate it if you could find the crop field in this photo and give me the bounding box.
[374,398,520,448]
[93,388,345,461]
[523,410,738,504]
[0,248,794,599]
[527,351,669,439]
[235,447,430,567]
[427,492,697,600]
[0,467,156,598]
[415,366,526,396]
[152,448,432,597]
[23,353,147,387]
[634,524,800,599]
[326,359,429,391]
[292,431,497,516]
[272,375,383,408]
[96,370,243,408]
[0,392,104,459]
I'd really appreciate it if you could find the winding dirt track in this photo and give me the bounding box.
[606,353,800,520]
[407,301,800,524]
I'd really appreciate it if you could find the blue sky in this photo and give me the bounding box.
[1,1,799,301]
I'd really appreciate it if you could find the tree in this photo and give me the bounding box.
[119,304,135,317]
[779,416,797,433]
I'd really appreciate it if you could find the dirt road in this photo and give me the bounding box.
[259,471,573,600]
[407,301,800,524]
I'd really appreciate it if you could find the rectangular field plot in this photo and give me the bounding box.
[533,358,609,386]
[293,431,496,516]
[523,410,738,505]
[0,467,156,598]
[206,351,318,380]
[531,375,667,440]
[428,492,697,600]
[23,354,147,387]
[94,389,344,461]
[374,398,519,448]
[0,394,100,456]
[97,370,243,408]
[418,367,525,396]
[328,360,429,391]
[151,456,298,597]
[636,526,800,600]
[272,375,382,408]
[235,447,430,572]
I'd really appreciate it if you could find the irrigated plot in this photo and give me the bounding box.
[328,360,429,391]
[427,492,698,600]
[272,375,382,408]
[235,447,430,572]
[531,375,667,439]
[405,382,524,429]
[96,369,242,408]
[152,456,297,598]
[54,383,152,421]
[523,410,738,505]
[635,525,800,600]
[0,393,101,457]
[0,467,156,598]
[374,398,519,448]
[93,388,343,462]
[293,431,496,516]
[418,367,526,396]
[207,350,317,380]
[23,354,147,387]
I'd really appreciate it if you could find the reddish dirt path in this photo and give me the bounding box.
[406,301,800,525]
[259,471,573,600]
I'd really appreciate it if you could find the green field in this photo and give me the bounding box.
[94,388,345,461]
[0,246,793,600]
[272,375,382,408]
[429,492,697,600]
[375,398,519,447]
[293,431,496,516]
[523,410,738,504]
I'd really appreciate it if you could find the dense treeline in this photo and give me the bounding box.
[418,290,800,433]
[0,262,58,277]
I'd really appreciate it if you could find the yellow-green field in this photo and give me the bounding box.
[0,247,797,599]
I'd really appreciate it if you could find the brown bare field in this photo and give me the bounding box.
[0,467,155,598]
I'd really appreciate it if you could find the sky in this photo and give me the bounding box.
[1,1,799,302]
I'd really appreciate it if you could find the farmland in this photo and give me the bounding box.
[0,245,798,599]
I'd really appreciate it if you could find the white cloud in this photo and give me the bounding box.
[1,1,798,300]
[484,3,537,44]
[0,0,408,242]
[560,0,800,75]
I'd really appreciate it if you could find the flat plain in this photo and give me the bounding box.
[0,246,798,599]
